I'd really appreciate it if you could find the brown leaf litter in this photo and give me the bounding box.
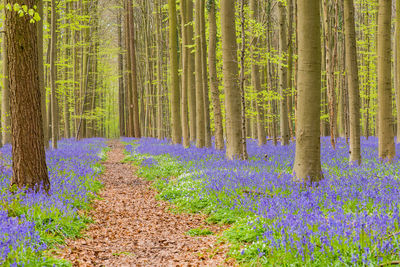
[57,141,236,266]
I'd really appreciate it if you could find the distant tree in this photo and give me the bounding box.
[221,0,243,159]
[5,0,50,191]
[293,0,323,183]
[377,0,395,160]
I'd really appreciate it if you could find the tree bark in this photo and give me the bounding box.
[221,0,243,159]
[377,0,395,160]
[187,0,196,142]
[195,0,205,148]
[181,0,190,147]
[127,0,141,138]
[344,0,361,164]
[293,0,323,183]
[50,0,59,148]
[279,2,290,146]
[6,0,50,191]
[208,0,224,150]
[250,0,266,146]
[168,0,182,144]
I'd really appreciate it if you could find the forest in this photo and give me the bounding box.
[1,0,400,266]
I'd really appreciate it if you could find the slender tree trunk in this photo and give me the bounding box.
[208,0,224,150]
[168,0,182,144]
[239,0,248,159]
[50,0,59,148]
[200,0,211,148]
[293,0,322,183]
[344,0,361,164]
[195,0,205,148]
[155,0,163,140]
[37,0,47,147]
[279,2,290,145]
[181,0,190,147]
[221,0,243,159]
[6,0,50,191]
[118,9,125,137]
[250,0,266,146]
[187,0,196,142]
[377,0,395,160]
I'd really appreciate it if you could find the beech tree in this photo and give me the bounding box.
[293,0,323,183]
[221,0,242,159]
[377,0,395,161]
[5,0,50,190]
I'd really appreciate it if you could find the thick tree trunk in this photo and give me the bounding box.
[377,0,395,160]
[344,0,361,164]
[208,0,224,150]
[6,0,50,191]
[168,0,182,144]
[221,0,243,159]
[293,0,322,183]
[127,0,141,138]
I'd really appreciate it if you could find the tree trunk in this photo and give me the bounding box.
[200,0,211,148]
[37,0,47,147]
[279,2,290,145]
[293,0,322,183]
[208,0,224,150]
[180,0,190,147]
[221,0,243,159]
[377,0,395,160]
[250,0,266,146]
[127,0,141,138]
[50,0,59,148]
[195,0,205,148]
[6,0,50,191]
[187,0,196,142]
[344,0,361,164]
[168,0,182,144]
[118,9,125,137]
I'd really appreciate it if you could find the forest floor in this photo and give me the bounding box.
[59,141,233,266]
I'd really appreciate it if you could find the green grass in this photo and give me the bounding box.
[186,228,214,236]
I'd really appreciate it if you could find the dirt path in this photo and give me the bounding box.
[60,141,233,266]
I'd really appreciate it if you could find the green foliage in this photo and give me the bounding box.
[4,3,41,23]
